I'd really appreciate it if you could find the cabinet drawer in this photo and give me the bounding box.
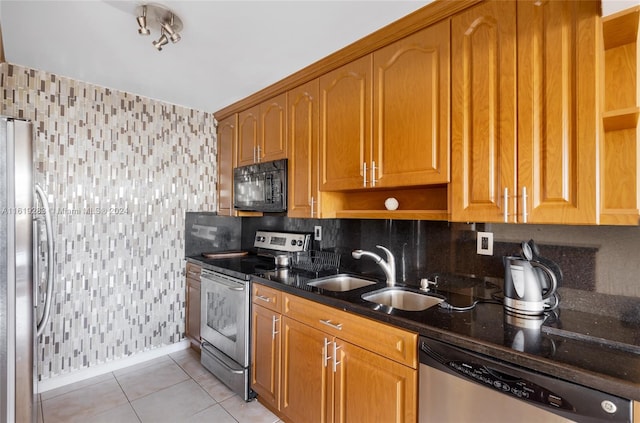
[186,262,202,279]
[283,293,417,368]
[252,283,282,313]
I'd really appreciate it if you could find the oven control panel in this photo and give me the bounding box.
[254,231,311,253]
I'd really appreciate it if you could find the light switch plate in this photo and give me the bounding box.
[314,225,322,241]
[477,231,493,256]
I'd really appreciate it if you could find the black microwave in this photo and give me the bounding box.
[233,158,287,212]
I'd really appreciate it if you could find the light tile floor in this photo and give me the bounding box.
[37,348,282,423]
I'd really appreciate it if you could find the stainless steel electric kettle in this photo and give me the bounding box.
[503,240,561,316]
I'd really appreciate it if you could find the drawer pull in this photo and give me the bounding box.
[319,319,343,330]
[256,295,272,303]
[187,271,199,277]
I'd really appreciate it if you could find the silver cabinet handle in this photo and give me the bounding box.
[35,184,54,338]
[323,338,332,368]
[319,319,342,330]
[255,295,271,303]
[310,196,315,218]
[363,162,368,187]
[256,145,262,162]
[187,271,199,278]
[271,315,280,340]
[333,342,341,372]
[371,160,377,187]
[503,187,509,223]
[522,186,528,223]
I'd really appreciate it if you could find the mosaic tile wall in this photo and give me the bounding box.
[0,63,217,380]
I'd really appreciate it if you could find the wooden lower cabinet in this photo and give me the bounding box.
[281,317,331,422]
[334,340,417,423]
[185,262,201,350]
[251,283,418,422]
[251,303,281,411]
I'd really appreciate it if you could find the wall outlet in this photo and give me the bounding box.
[314,225,322,241]
[477,231,493,256]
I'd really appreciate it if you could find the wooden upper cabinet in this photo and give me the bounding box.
[217,114,237,216]
[237,93,287,167]
[288,80,320,218]
[319,25,451,193]
[451,0,598,224]
[451,0,517,223]
[373,19,450,187]
[261,93,288,162]
[319,56,372,191]
[517,0,598,224]
[237,105,259,166]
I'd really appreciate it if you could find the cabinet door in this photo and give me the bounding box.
[217,115,236,216]
[238,105,260,166]
[260,93,287,163]
[186,277,201,347]
[319,55,372,191]
[288,80,319,218]
[373,20,450,188]
[450,1,517,223]
[281,317,332,423]
[333,340,417,423]
[517,0,598,224]
[251,304,281,411]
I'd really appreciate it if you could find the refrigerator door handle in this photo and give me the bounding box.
[34,184,54,337]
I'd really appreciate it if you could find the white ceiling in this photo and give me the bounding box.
[0,0,434,112]
[1,1,637,113]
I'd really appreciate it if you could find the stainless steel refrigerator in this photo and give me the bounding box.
[0,116,54,423]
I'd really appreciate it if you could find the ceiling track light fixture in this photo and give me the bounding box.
[135,4,183,51]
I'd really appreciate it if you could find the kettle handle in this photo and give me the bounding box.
[530,261,558,300]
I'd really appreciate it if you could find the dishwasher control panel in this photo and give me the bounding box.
[419,337,632,422]
[446,359,572,410]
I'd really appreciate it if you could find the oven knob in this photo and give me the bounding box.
[290,239,297,246]
[297,240,303,246]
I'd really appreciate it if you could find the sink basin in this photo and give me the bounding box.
[307,274,378,292]
[361,287,444,311]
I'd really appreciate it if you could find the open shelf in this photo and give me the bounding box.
[600,6,640,225]
[603,108,640,132]
[320,185,449,221]
[602,6,639,49]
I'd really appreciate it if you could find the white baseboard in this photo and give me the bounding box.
[37,340,191,393]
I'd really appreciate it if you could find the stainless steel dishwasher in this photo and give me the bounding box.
[419,337,632,423]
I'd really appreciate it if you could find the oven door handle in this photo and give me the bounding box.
[227,285,244,291]
[202,275,245,292]
[201,342,245,374]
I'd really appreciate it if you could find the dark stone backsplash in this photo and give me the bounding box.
[185,213,640,321]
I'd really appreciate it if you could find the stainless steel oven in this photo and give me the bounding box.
[199,230,312,401]
[200,269,251,400]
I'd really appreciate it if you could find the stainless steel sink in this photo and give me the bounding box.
[361,287,444,311]
[307,274,378,292]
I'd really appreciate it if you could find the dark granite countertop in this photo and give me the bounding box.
[187,257,640,402]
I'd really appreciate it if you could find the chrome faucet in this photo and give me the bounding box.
[352,245,396,286]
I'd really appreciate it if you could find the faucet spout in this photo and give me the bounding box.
[351,244,396,286]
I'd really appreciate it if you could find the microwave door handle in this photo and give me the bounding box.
[265,174,273,204]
